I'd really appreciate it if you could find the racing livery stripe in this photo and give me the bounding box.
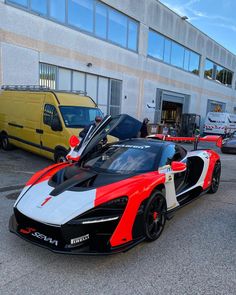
[203,150,220,190]
[95,172,166,247]
[25,162,71,186]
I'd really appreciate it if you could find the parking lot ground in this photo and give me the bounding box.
[0,145,236,295]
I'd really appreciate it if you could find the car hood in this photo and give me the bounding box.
[14,165,143,226]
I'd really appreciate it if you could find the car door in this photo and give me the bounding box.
[74,114,142,161]
[159,144,187,194]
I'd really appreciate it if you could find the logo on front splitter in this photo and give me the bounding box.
[20,227,58,246]
[71,234,90,245]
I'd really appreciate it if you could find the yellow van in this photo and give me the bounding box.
[0,85,103,162]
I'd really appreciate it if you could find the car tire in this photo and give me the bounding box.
[54,150,68,163]
[144,190,167,241]
[208,161,221,194]
[0,133,13,150]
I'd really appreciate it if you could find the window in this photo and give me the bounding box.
[189,51,200,75]
[159,144,186,167]
[6,0,138,52]
[39,63,56,89]
[128,20,138,51]
[68,0,93,32]
[148,31,164,60]
[31,0,47,15]
[50,0,66,22]
[39,63,122,117]
[171,43,184,68]
[204,58,233,87]
[59,106,103,128]
[148,29,200,75]
[95,2,107,39]
[109,80,122,116]
[43,104,58,126]
[108,9,127,47]
[8,0,27,7]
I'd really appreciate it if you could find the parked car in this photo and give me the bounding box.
[204,112,236,136]
[0,85,103,162]
[9,114,221,254]
[221,131,236,154]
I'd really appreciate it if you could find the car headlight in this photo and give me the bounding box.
[68,197,128,225]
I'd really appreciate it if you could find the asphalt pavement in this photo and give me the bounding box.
[0,144,235,295]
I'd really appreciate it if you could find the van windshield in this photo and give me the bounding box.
[59,106,103,128]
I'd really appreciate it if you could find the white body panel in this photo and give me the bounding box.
[16,181,96,225]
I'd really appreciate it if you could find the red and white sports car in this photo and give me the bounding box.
[9,115,222,254]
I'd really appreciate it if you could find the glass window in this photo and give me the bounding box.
[164,39,171,63]
[189,51,200,75]
[216,66,224,83]
[58,68,71,90]
[31,0,47,15]
[128,20,138,51]
[39,63,56,89]
[83,145,157,173]
[86,74,98,102]
[109,79,122,116]
[68,0,94,33]
[95,2,107,39]
[204,59,214,79]
[159,145,176,167]
[98,77,109,106]
[148,31,164,60]
[226,71,233,86]
[108,9,127,47]
[50,0,66,22]
[183,49,190,71]
[59,106,103,128]
[43,104,58,126]
[73,71,85,92]
[9,0,27,7]
[171,43,184,68]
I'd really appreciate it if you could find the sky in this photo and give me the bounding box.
[159,0,236,55]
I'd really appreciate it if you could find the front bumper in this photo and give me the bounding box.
[9,212,144,255]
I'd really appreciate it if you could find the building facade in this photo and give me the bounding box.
[1,0,236,127]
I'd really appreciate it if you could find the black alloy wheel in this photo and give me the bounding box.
[144,191,167,241]
[208,161,221,194]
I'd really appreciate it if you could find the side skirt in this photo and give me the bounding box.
[166,187,208,220]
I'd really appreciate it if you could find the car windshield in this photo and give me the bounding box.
[59,106,103,128]
[82,143,160,174]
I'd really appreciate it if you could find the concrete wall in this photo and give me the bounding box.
[0,0,236,124]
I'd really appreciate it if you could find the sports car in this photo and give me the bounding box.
[9,115,222,254]
[221,131,236,154]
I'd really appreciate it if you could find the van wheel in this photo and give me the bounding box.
[1,134,13,150]
[54,150,68,163]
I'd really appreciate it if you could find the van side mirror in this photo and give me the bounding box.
[51,116,62,132]
[171,161,186,173]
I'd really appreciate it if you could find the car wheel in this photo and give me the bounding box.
[1,133,13,150]
[208,161,221,194]
[54,150,68,163]
[144,191,167,241]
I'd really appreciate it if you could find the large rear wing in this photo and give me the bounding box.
[148,134,222,149]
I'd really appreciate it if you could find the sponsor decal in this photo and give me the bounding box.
[19,227,58,246]
[112,144,150,149]
[40,196,52,207]
[71,234,90,245]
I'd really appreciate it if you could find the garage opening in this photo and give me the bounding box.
[161,101,182,125]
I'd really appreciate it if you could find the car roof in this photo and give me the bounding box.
[111,138,173,148]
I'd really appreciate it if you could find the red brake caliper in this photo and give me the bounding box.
[153,212,158,220]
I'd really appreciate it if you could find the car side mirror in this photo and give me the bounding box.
[69,135,80,148]
[51,116,62,131]
[171,161,186,173]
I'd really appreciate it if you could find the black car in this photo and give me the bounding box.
[221,131,236,154]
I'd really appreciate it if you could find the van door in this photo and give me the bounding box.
[16,93,43,155]
[40,103,67,161]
